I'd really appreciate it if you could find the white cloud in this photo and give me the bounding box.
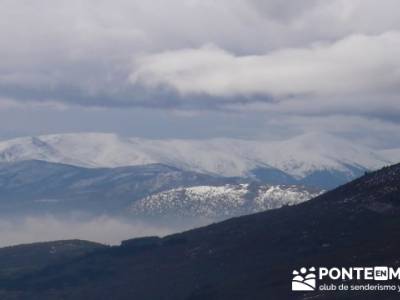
[131,32,400,101]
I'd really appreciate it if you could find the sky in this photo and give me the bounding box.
[0,0,400,148]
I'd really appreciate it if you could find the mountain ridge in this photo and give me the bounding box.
[0,159,234,215]
[0,132,395,189]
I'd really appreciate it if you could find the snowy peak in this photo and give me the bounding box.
[257,132,390,178]
[0,133,396,185]
[0,136,60,163]
[0,133,156,168]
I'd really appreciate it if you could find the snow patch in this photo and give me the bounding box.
[130,184,323,218]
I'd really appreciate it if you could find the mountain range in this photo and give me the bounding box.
[0,162,399,299]
[0,132,396,189]
[0,160,320,220]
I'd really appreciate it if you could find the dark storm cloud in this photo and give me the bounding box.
[247,0,322,22]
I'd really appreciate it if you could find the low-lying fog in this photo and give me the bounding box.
[0,214,211,247]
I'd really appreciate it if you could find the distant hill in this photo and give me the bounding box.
[0,163,399,299]
[0,160,232,214]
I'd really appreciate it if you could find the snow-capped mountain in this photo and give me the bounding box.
[130,184,323,219]
[0,132,396,188]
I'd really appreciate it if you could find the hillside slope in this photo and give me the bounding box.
[0,163,399,299]
[0,240,105,281]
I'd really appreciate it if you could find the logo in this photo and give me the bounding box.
[292,267,316,291]
[374,267,389,281]
[291,266,400,293]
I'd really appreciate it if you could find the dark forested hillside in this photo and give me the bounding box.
[0,240,105,281]
[0,163,399,299]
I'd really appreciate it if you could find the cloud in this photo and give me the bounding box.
[132,32,400,103]
[260,114,400,148]
[0,0,399,110]
[0,0,399,147]
[247,0,322,22]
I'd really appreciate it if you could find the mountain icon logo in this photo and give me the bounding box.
[292,267,317,291]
